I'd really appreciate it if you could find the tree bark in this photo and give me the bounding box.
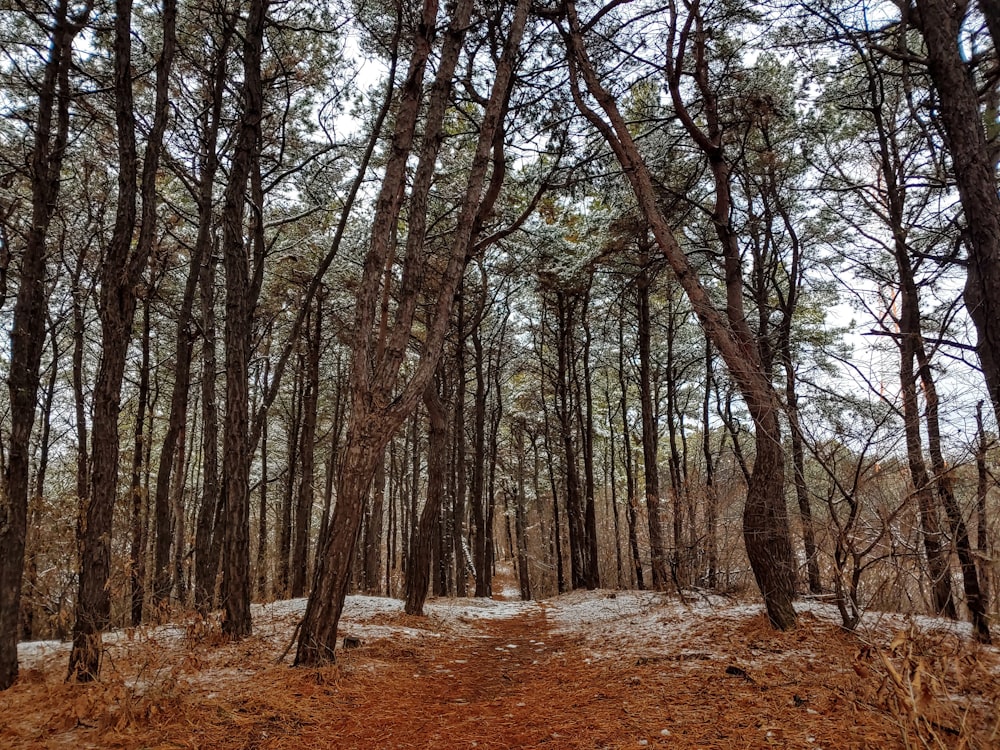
[561,1,796,628]
[219,0,268,639]
[295,0,530,664]
[1,0,90,691]
[405,376,449,614]
[636,254,669,589]
[914,0,1000,426]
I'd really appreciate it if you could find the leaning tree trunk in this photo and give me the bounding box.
[915,0,1000,427]
[561,1,796,628]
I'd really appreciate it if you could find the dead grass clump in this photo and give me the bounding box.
[860,625,1000,749]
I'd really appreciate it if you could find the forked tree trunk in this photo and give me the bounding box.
[70,0,172,679]
[295,0,530,664]
[917,347,991,641]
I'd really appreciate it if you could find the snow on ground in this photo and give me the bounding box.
[16,588,996,675]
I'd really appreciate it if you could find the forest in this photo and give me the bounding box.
[0,0,998,718]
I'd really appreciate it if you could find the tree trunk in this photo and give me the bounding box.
[295,0,530,664]
[578,286,600,589]
[453,300,470,597]
[975,402,992,611]
[152,221,211,610]
[1,0,89,691]
[278,363,302,597]
[219,0,268,639]
[562,3,796,628]
[915,0,1000,427]
[190,32,230,612]
[194,250,221,614]
[364,455,386,594]
[292,296,323,597]
[636,255,669,589]
[619,308,644,590]
[514,423,532,601]
[405,377,449,614]
[471,326,491,596]
[71,0,141,681]
[130,294,151,625]
[917,347,990,641]
[256,384,270,600]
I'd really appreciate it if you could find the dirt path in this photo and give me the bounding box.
[167,601,905,750]
[5,595,981,749]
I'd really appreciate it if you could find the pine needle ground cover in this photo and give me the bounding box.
[2,589,998,749]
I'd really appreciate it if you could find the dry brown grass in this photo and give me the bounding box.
[1,597,997,749]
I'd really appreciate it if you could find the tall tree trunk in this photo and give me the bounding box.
[22,321,60,639]
[364,455,386,594]
[152,217,213,609]
[256,381,270,600]
[194,250,221,613]
[130,294,151,625]
[453,299,469,597]
[1,0,90,691]
[219,0,268,639]
[562,3,796,628]
[554,291,586,589]
[278,364,302,597]
[295,0,530,664]
[539,319,567,594]
[405,376,449,614]
[606,383,625,588]
[189,27,231,611]
[898,311,955,617]
[914,0,1000,426]
[514,422,532,601]
[975,402,992,611]
[170,426,189,605]
[917,347,990,641]
[636,255,669,588]
[578,286,600,589]
[703,338,718,589]
[619,308,644,590]
[471,325,491,596]
[71,0,177,678]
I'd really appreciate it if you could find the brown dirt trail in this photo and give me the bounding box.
[1,596,995,749]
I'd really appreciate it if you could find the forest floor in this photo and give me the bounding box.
[2,576,999,749]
